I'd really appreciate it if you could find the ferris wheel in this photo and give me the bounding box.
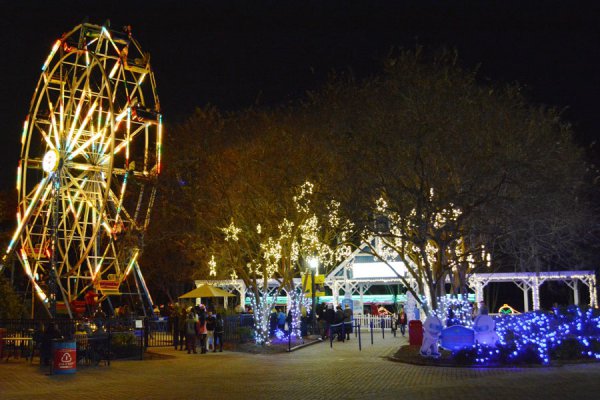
[3,23,162,317]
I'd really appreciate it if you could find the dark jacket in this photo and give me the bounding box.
[343,308,352,323]
[206,315,216,331]
[185,316,196,336]
[325,308,335,324]
[398,312,407,325]
[334,309,345,324]
[317,304,326,321]
[215,317,224,333]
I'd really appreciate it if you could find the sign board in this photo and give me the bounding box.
[302,273,326,297]
[440,325,475,351]
[341,297,353,311]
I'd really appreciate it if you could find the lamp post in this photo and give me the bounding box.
[308,257,318,335]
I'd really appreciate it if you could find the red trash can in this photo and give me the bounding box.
[52,339,77,374]
[408,320,423,346]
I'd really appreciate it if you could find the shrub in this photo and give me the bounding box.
[0,274,25,319]
[238,327,254,343]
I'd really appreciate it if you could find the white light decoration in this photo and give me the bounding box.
[431,296,474,328]
[208,255,217,277]
[210,181,355,345]
[222,221,242,242]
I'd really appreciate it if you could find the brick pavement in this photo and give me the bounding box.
[1,333,600,400]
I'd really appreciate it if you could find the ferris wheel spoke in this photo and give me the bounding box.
[42,88,62,151]
[63,170,107,226]
[5,177,51,257]
[33,120,57,152]
[58,187,85,273]
[65,90,86,147]
[92,238,119,280]
[67,175,107,226]
[67,161,110,174]
[99,119,146,166]
[66,66,111,154]
[106,184,137,228]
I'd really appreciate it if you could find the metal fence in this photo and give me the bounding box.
[0,318,143,364]
[353,314,394,330]
[145,314,255,347]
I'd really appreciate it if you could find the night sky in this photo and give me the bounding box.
[1,0,599,188]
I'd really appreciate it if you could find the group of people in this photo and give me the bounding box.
[316,303,353,341]
[171,304,224,354]
[391,306,409,336]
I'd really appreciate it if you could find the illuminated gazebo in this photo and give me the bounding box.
[467,271,598,311]
[324,239,418,313]
[326,238,598,313]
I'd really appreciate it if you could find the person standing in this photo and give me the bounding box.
[269,308,278,337]
[334,305,345,341]
[317,303,327,339]
[206,311,216,351]
[300,305,308,337]
[478,301,489,316]
[471,302,479,320]
[177,307,187,350]
[277,309,286,332]
[325,304,335,339]
[184,311,197,354]
[197,305,207,353]
[343,304,353,340]
[40,322,62,366]
[398,307,408,336]
[214,313,224,352]
[171,304,180,350]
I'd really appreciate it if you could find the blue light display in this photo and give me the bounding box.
[452,306,600,365]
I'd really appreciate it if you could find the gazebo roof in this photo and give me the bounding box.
[325,238,413,285]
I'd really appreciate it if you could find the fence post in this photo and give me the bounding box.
[140,326,144,360]
[357,321,362,351]
[143,317,149,350]
[107,326,112,367]
[330,328,334,348]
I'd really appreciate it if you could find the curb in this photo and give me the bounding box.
[287,338,323,352]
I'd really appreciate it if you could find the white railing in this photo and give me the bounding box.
[353,314,394,329]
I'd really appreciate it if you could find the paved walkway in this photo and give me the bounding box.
[1,333,600,399]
